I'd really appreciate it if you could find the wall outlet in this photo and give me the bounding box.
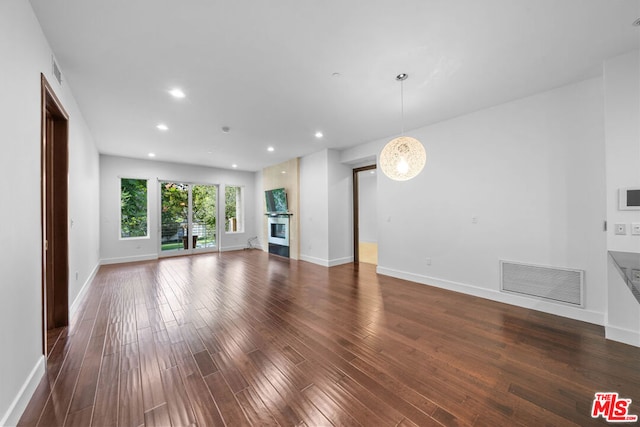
[615,223,627,235]
[632,223,640,235]
[425,257,432,266]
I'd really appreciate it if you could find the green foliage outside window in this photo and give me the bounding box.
[121,178,148,238]
[160,182,189,240]
[193,184,217,234]
[160,183,217,239]
[225,186,242,232]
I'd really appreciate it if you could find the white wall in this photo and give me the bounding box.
[604,50,640,252]
[100,155,258,263]
[327,150,353,264]
[300,149,353,266]
[604,50,640,345]
[358,171,378,243]
[300,150,330,264]
[0,1,101,424]
[342,77,607,325]
[253,171,264,250]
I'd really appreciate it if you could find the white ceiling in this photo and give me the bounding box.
[29,0,640,172]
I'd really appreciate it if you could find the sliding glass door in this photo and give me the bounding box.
[160,181,217,255]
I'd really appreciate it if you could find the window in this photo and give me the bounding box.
[120,178,148,238]
[225,185,244,232]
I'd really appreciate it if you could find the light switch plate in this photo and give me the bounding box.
[631,223,640,235]
[615,223,627,235]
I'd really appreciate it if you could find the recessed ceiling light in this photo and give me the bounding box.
[148,152,156,158]
[169,88,185,98]
[315,131,323,138]
[332,72,341,78]
[370,170,375,174]
[232,164,238,168]
[156,123,168,131]
[281,170,287,174]
[222,126,230,133]
[267,146,275,152]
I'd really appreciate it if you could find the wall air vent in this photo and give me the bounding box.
[500,260,584,307]
[52,56,62,85]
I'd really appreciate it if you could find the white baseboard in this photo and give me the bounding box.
[69,261,100,315]
[605,325,640,347]
[220,245,248,252]
[299,254,353,267]
[328,256,353,267]
[100,253,158,265]
[300,254,330,266]
[377,266,605,326]
[0,356,45,427]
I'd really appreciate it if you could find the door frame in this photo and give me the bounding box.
[41,74,69,354]
[352,164,377,264]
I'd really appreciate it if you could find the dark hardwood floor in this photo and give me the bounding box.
[18,250,640,426]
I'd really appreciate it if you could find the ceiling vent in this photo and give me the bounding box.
[500,260,584,306]
[52,56,62,86]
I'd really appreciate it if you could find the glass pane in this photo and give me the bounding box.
[192,184,217,248]
[160,182,189,251]
[225,185,243,232]
[120,178,148,238]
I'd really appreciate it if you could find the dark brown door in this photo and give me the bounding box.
[41,75,69,354]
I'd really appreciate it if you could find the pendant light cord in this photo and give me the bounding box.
[400,78,404,135]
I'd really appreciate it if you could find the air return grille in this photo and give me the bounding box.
[52,56,62,85]
[500,260,584,306]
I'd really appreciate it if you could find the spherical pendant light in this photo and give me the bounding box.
[380,74,427,181]
[380,136,426,181]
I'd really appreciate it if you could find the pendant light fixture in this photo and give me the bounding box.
[380,73,426,181]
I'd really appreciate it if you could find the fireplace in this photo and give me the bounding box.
[267,215,290,257]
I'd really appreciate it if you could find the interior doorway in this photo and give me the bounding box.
[41,75,69,355]
[353,165,378,265]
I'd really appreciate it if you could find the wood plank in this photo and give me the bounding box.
[91,351,119,427]
[302,384,362,426]
[193,350,218,377]
[160,366,197,427]
[152,329,176,370]
[119,367,144,427]
[203,371,251,426]
[143,403,172,427]
[211,348,249,393]
[137,327,167,411]
[176,356,226,426]
[64,406,93,427]
[235,386,279,426]
[16,376,54,427]
[68,333,104,413]
[37,367,80,427]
